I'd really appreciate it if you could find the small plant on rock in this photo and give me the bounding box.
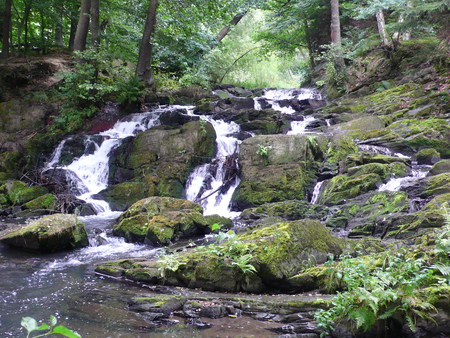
[256,144,272,165]
[21,315,80,338]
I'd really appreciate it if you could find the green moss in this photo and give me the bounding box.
[22,193,55,210]
[321,174,382,206]
[423,173,450,197]
[326,135,359,165]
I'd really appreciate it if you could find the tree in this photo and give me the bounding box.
[136,0,158,88]
[376,9,391,47]
[216,11,248,42]
[73,0,91,51]
[2,0,12,57]
[330,0,341,46]
[90,0,99,47]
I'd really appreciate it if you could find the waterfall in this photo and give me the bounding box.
[310,181,325,204]
[45,109,163,216]
[379,164,430,192]
[358,144,409,159]
[254,88,322,114]
[185,116,241,218]
[287,116,317,135]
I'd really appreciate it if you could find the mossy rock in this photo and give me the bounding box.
[240,200,328,222]
[99,182,148,211]
[416,148,440,165]
[113,196,207,245]
[346,152,410,167]
[325,135,359,165]
[422,173,450,197]
[320,174,382,206]
[128,295,186,315]
[428,160,450,177]
[99,220,345,293]
[204,215,233,232]
[0,214,88,253]
[16,193,57,216]
[331,191,410,237]
[233,134,326,208]
[108,120,216,199]
[2,180,48,206]
[329,116,385,136]
[347,162,409,182]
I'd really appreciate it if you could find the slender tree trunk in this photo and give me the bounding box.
[136,0,158,89]
[39,9,46,54]
[55,3,64,46]
[216,11,247,42]
[403,1,413,40]
[73,0,91,52]
[304,19,315,68]
[2,0,12,57]
[90,0,100,47]
[330,0,341,46]
[376,9,391,47]
[69,16,77,50]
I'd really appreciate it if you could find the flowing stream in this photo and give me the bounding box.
[1,89,324,336]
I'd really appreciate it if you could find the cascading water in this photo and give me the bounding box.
[287,116,317,135]
[254,88,322,115]
[185,115,241,218]
[310,181,325,205]
[379,163,431,192]
[45,110,163,216]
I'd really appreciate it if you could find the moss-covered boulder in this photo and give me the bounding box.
[1,180,48,206]
[15,193,57,217]
[329,116,385,136]
[428,160,450,176]
[347,162,409,182]
[421,173,450,197]
[319,174,382,206]
[416,148,440,165]
[232,134,327,208]
[345,152,410,167]
[0,214,88,252]
[108,120,216,199]
[98,220,345,292]
[240,200,328,225]
[328,191,410,236]
[98,182,148,211]
[113,196,207,245]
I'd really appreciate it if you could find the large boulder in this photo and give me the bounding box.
[0,180,48,206]
[113,196,207,245]
[0,214,88,252]
[232,134,327,209]
[428,160,450,177]
[98,220,345,292]
[107,121,216,199]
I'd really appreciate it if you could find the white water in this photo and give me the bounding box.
[185,115,241,218]
[287,116,317,135]
[310,181,325,204]
[379,164,431,192]
[45,109,163,216]
[358,144,409,159]
[254,88,321,114]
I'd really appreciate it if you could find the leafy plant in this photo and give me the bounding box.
[21,315,80,338]
[256,144,272,165]
[315,250,441,336]
[157,251,184,279]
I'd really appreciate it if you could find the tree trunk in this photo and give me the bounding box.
[2,0,12,57]
[376,9,390,47]
[216,11,247,42]
[17,0,33,53]
[73,0,91,52]
[136,0,158,89]
[330,0,341,46]
[304,19,315,68]
[90,0,100,47]
[69,16,77,50]
[55,3,64,46]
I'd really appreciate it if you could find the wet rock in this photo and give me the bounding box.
[159,109,199,127]
[113,196,208,245]
[98,182,148,211]
[108,121,216,199]
[416,148,440,165]
[0,180,48,206]
[0,213,88,252]
[428,159,450,176]
[232,134,327,209]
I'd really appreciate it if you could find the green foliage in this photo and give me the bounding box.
[315,239,449,336]
[256,144,271,165]
[21,315,80,338]
[157,251,184,279]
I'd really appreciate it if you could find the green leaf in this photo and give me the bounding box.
[21,317,38,333]
[211,223,222,231]
[35,323,51,331]
[50,315,57,326]
[52,325,82,338]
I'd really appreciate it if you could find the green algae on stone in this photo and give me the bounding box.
[416,148,440,165]
[0,214,88,253]
[347,162,409,182]
[113,196,207,245]
[100,181,148,211]
[2,180,48,205]
[428,160,450,177]
[320,174,382,206]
